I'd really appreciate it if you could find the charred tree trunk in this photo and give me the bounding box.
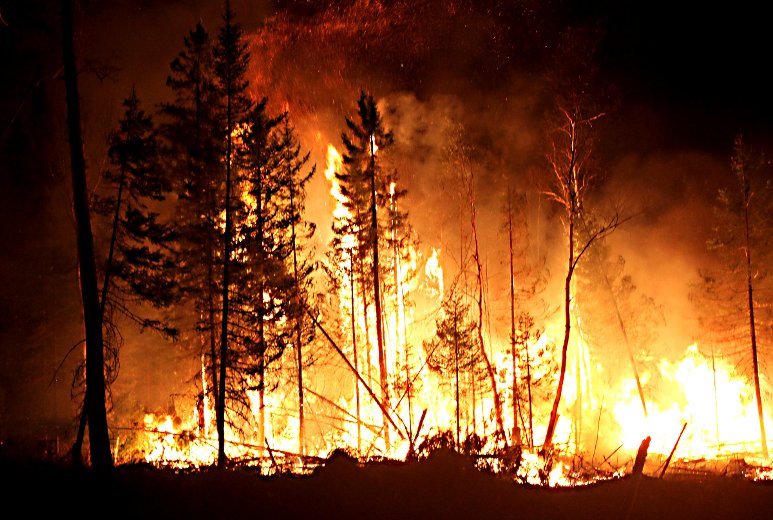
[631,436,650,476]
[288,156,305,457]
[216,62,233,470]
[61,0,113,471]
[743,178,768,458]
[544,210,574,450]
[369,139,390,452]
[454,317,461,447]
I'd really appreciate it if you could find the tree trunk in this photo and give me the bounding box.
[207,214,219,414]
[744,192,768,458]
[217,67,233,470]
[288,153,305,457]
[454,314,461,447]
[544,212,574,450]
[61,0,113,471]
[369,139,389,452]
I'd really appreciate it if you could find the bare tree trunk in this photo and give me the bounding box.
[288,150,305,458]
[744,193,768,458]
[581,215,647,417]
[544,212,574,450]
[217,59,233,471]
[454,320,461,447]
[61,0,112,471]
[526,338,534,448]
[369,140,389,452]
[258,365,266,451]
[206,216,219,414]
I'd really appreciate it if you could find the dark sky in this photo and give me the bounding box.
[1,0,771,442]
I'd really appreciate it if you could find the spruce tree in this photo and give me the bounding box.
[160,21,223,427]
[96,89,178,334]
[423,283,481,447]
[213,0,253,466]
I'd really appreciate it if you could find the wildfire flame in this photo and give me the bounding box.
[119,143,773,487]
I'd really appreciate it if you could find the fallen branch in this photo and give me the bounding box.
[305,307,406,439]
[659,422,688,478]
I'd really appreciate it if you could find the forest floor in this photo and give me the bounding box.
[4,447,773,519]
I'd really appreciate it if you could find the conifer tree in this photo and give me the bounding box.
[213,0,253,466]
[424,283,480,447]
[160,21,223,425]
[96,89,178,334]
[72,89,179,463]
[277,116,317,456]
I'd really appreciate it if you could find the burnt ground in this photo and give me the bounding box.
[5,449,773,519]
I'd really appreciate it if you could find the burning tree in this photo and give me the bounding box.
[693,135,773,458]
[230,101,317,454]
[213,0,253,466]
[540,26,622,453]
[277,116,318,457]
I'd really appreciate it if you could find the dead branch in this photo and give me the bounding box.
[659,422,688,478]
[305,306,406,439]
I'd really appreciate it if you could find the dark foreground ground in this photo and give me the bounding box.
[5,449,773,519]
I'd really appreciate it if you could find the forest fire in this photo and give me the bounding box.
[93,0,773,483]
[119,136,773,486]
[7,5,773,513]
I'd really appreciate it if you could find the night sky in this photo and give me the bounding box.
[1,0,771,444]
